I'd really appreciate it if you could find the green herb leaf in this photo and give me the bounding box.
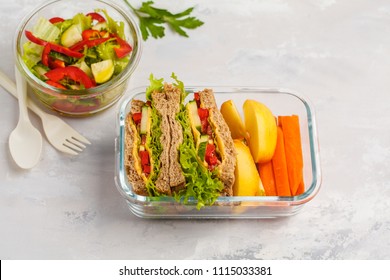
[123,0,204,40]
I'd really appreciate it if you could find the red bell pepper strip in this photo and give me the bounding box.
[46,80,67,89]
[82,29,100,40]
[25,30,84,59]
[45,66,95,89]
[86,12,106,23]
[25,30,48,46]
[113,35,132,58]
[69,37,110,52]
[49,43,84,58]
[49,17,65,24]
[42,44,67,69]
[41,44,51,67]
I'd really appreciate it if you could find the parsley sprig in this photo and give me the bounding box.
[123,0,204,40]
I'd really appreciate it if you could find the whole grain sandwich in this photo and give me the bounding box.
[125,74,236,208]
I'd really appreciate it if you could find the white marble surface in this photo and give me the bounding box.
[0,0,389,260]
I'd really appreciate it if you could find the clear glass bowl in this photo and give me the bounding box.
[14,0,142,117]
[115,86,322,219]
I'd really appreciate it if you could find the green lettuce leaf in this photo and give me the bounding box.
[175,106,224,209]
[22,42,44,69]
[146,105,163,196]
[72,13,92,31]
[114,57,130,75]
[171,72,188,102]
[55,19,73,39]
[23,17,59,68]
[97,9,125,38]
[145,74,164,100]
[95,40,117,61]
[94,40,130,75]
[32,17,60,41]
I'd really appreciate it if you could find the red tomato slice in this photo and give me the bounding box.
[132,112,142,124]
[143,165,151,174]
[139,150,150,166]
[194,92,200,107]
[205,143,218,168]
[197,108,209,120]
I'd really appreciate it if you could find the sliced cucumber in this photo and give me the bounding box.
[140,106,150,135]
[33,65,48,80]
[61,24,82,47]
[187,100,201,132]
[200,135,209,142]
[197,135,209,160]
[197,141,207,161]
[74,61,92,78]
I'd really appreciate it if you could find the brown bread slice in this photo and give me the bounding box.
[164,84,186,192]
[198,89,236,196]
[151,91,172,195]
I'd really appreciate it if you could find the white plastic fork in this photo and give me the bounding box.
[0,71,91,155]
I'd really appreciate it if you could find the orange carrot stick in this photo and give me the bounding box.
[296,181,305,196]
[271,126,291,196]
[257,161,277,196]
[278,115,304,195]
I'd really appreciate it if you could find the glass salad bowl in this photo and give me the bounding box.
[14,0,142,117]
[115,86,322,219]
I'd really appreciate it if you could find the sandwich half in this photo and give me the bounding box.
[185,89,236,196]
[124,91,172,196]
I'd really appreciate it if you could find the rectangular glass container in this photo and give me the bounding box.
[115,86,321,219]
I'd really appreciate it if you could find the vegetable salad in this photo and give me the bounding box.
[23,9,133,90]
